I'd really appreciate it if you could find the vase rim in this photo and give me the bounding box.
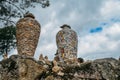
[60,24,71,29]
[24,13,35,19]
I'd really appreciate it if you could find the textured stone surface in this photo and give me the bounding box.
[16,13,40,57]
[56,24,78,61]
[0,55,120,80]
[18,58,46,80]
[0,55,46,80]
[0,56,19,80]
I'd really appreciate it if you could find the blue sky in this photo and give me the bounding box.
[1,0,120,60]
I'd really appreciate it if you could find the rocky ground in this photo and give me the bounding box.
[0,55,120,80]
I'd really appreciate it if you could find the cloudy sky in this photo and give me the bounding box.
[2,0,120,60]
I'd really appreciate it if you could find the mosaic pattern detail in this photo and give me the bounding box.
[16,14,40,57]
[56,25,78,61]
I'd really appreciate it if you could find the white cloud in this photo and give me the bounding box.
[105,23,120,36]
[35,43,57,60]
[78,22,120,60]
[34,20,60,60]
[100,0,120,18]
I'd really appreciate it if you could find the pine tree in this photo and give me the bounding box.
[0,26,16,55]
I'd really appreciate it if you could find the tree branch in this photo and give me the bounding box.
[5,0,25,16]
[0,18,16,25]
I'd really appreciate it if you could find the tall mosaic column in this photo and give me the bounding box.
[56,24,78,61]
[16,13,40,57]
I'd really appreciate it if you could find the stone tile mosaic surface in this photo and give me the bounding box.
[56,26,78,61]
[16,16,40,57]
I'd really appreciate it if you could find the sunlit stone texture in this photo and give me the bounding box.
[16,13,40,57]
[56,24,78,61]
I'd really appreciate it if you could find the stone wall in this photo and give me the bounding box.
[0,55,120,80]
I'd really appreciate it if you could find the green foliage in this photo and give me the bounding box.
[0,26,16,55]
[0,0,50,25]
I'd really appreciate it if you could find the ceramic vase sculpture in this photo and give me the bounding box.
[16,13,40,57]
[56,24,78,61]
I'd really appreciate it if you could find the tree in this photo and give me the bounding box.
[0,26,16,55]
[0,0,50,56]
[0,0,50,26]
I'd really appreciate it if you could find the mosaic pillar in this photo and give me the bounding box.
[56,24,78,61]
[16,13,40,57]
